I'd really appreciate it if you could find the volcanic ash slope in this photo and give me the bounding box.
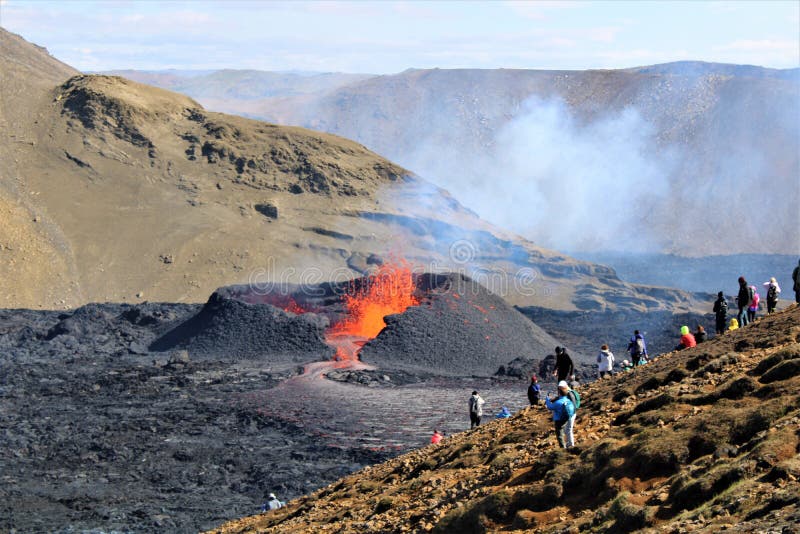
[360,273,561,376]
[211,304,800,534]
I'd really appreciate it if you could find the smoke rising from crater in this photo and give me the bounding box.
[402,97,676,253]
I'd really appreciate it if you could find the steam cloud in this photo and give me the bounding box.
[402,97,675,253]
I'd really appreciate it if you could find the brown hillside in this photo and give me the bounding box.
[211,305,800,533]
[0,28,701,314]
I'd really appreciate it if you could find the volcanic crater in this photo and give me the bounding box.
[152,264,562,377]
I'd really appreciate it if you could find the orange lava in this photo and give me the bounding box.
[327,260,419,360]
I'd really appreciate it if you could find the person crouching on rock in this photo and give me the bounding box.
[469,390,485,428]
[694,325,707,343]
[729,318,739,331]
[675,325,697,350]
[431,429,443,444]
[527,375,541,406]
[495,406,512,419]
[261,493,284,512]
[545,382,576,449]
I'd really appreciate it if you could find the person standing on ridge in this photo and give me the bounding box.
[794,259,800,304]
[468,390,485,429]
[763,277,781,314]
[553,347,574,382]
[627,330,648,365]
[597,344,614,378]
[564,381,580,450]
[736,276,753,326]
[545,381,576,449]
[713,291,728,334]
[747,285,760,323]
[527,375,541,406]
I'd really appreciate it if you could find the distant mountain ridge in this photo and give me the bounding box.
[114,62,800,256]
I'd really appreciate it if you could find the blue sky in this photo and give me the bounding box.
[1,1,798,73]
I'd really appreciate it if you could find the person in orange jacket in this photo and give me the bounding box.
[675,325,696,350]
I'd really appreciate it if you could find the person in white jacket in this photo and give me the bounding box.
[763,277,781,314]
[597,344,615,378]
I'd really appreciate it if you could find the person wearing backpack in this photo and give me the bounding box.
[597,344,615,378]
[763,278,781,314]
[736,277,752,326]
[563,381,580,450]
[527,375,541,406]
[468,390,485,429]
[713,291,728,334]
[544,381,576,448]
[627,330,648,365]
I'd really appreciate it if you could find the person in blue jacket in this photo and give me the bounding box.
[495,406,512,419]
[545,381,576,448]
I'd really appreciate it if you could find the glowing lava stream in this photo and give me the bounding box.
[326,261,419,361]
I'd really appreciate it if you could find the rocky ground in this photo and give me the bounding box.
[0,297,582,533]
[0,295,759,532]
[215,304,800,534]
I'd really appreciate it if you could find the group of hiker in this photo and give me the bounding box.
[714,272,792,332]
[450,265,800,451]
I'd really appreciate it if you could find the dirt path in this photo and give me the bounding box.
[241,362,533,451]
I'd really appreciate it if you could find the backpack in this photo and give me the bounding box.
[767,285,777,301]
[563,397,576,418]
[470,397,479,414]
[748,286,755,304]
[633,337,645,355]
[567,389,581,410]
[719,299,728,314]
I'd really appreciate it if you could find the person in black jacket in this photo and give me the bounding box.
[694,325,708,343]
[713,291,728,334]
[736,277,752,327]
[552,347,574,382]
[793,259,800,304]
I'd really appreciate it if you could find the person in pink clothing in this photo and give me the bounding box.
[747,286,760,323]
[430,429,443,444]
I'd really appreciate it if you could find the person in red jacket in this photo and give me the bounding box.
[430,429,443,444]
[675,325,697,350]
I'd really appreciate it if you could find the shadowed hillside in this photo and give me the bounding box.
[211,304,800,533]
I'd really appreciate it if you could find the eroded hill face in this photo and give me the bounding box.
[214,305,800,533]
[1,29,703,313]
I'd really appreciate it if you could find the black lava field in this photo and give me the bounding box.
[0,273,710,532]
